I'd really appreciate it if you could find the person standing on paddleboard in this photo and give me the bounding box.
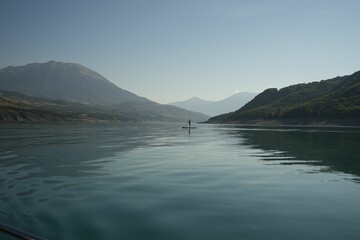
[187,119,191,127]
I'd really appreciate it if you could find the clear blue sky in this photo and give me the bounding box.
[1,0,360,103]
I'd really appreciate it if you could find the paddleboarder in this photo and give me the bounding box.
[187,119,191,127]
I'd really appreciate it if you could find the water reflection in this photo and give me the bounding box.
[0,123,183,179]
[1,123,360,240]
[221,125,360,182]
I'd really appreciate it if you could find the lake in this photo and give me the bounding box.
[1,123,360,240]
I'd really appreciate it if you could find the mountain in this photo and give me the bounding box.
[169,92,257,116]
[0,61,146,104]
[0,61,209,122]
[207,70,360,125]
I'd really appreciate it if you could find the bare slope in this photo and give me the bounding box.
[0,61,145,104]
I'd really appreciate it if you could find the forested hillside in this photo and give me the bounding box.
[208,71,360,125]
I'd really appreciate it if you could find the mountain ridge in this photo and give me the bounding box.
[170,92,257,116]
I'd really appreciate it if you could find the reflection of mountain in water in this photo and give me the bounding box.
[225,126,360,181]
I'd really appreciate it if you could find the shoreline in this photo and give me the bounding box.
[204,118,360,127]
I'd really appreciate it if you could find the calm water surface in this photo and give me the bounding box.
[0,123,360,240]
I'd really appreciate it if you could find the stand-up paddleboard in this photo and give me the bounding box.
[182,126,196,129]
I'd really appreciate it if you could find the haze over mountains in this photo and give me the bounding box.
[0,61,208,122]
[170,92,257,116]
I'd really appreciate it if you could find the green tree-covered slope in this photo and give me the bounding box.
[208,71,360,124]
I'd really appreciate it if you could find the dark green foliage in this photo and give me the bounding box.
[239,88,279,112]
[208,71,360,124]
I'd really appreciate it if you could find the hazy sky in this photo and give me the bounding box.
[1,0,360,103]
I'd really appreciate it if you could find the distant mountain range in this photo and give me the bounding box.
[169,92,257,116]
[207,70,360,125]
[0,61,208,122]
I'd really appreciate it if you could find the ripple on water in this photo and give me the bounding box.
[1,123,360,240]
